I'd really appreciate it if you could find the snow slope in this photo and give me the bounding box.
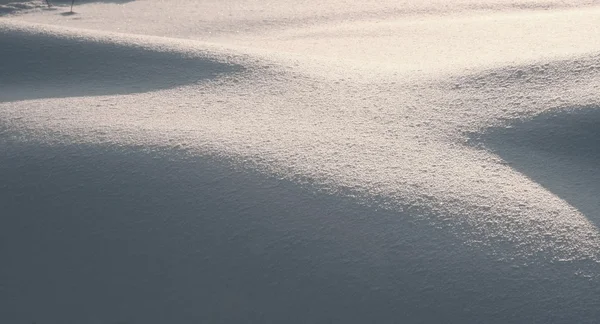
[2,1,600,323]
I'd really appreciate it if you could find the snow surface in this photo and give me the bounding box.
[2,1,600,323]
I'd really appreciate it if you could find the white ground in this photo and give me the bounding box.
[2,1,600,323]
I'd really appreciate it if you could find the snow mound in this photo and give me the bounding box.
[0,22,245,102]
[2,18,600,265]
[2,137,598,323]
[472,106,600,228]
[3,2,600,322]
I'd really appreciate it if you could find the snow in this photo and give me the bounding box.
[1,1,600,323]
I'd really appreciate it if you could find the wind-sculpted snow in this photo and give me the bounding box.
[0,22,245,102]
[2,1,600,323]
[471,107,600,229]
[7,0,600,36]
[3,138,599,323]
[2,19,599,263]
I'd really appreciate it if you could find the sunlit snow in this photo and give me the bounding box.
[2,0,600,323]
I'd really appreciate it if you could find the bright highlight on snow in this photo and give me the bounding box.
[2,1,600,323]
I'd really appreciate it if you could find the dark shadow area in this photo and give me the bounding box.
[0,28,243,102]
[1,130,600,323]
[469,106,600,226]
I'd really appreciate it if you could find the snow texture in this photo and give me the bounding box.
[1,1,600,323]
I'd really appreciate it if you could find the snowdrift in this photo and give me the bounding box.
[473,106,600,229]
[0,22,244,102]
[2,136,599,324]
[2,1,600,323]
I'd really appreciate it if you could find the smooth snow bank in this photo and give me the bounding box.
[2,18,600,263]
[8,1,600,77]
[1,138,599,324]
[7,0,600,36]
[2,1,600,322]
[231,7,600,75]
[472,107,600,230]
[0,22,246,102]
